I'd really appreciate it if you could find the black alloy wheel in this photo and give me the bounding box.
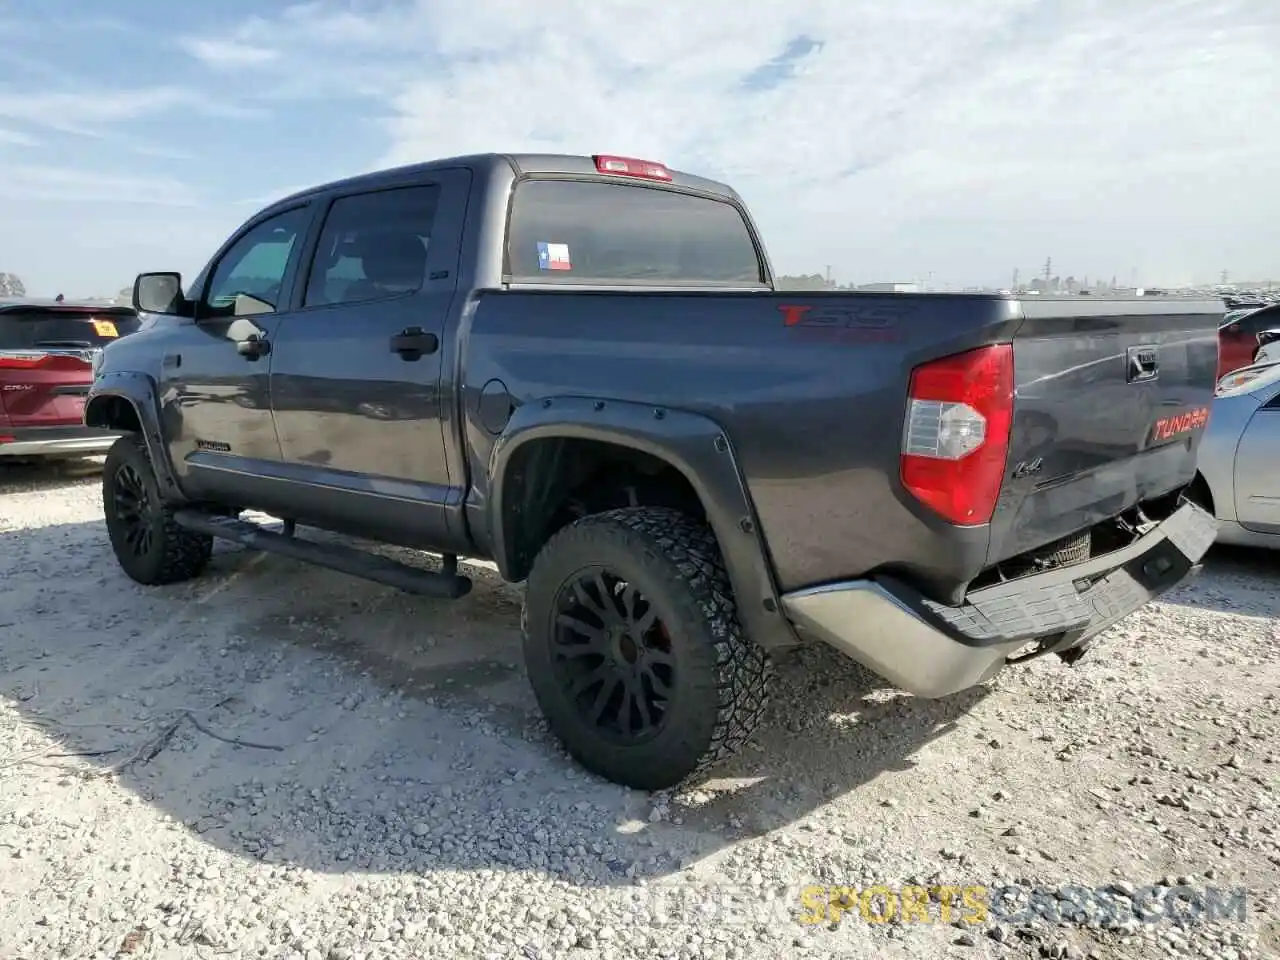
[522,506,772,790]
[102,434,212,585]
[110,460,156,559]
[550,568,675,744]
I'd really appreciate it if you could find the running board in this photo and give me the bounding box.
[172,510,472,600]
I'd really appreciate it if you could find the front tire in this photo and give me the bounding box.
[103,434,212,585]
[522,506,772,790]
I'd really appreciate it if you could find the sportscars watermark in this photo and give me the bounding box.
[611,883,1248,928]
[796,884,1248,927]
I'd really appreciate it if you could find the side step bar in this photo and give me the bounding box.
[173,510,473,600]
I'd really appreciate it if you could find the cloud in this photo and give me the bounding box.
[0,86,264,138]
[0,127,39,147]
[181,38,280,67]
[108,1,1280,285]
[0,164,197,206]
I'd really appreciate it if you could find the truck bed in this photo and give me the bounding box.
[463,289,1221,604]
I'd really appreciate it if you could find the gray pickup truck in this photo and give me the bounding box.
[86,152,1222,789]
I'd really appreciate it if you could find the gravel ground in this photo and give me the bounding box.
[1,458,1278,960]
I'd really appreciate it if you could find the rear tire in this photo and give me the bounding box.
[522,506,772,790]
[103,434,212,585]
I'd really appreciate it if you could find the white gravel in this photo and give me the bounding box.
[1,458,1278,960]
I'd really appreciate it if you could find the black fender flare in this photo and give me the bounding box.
[84,371,186,503]
[487,397,798,651]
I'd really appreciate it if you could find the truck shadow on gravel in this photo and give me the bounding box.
[1,518,989,888]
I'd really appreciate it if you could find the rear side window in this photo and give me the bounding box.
[506,180,763,285]
[0,308,140,350]
[304,185,440,307]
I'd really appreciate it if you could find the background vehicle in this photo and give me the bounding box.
[87,152,1221,790]
[0,299,140,459]
[1217,303,1280,379]
[1193,362,1280,548]
[1252,326,1280,366]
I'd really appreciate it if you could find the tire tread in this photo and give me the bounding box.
[104,434,212,585]
[526,505,772,788]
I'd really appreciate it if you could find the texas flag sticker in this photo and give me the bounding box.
[537,241,572,271]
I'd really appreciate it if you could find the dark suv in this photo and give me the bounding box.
[0,299,140,459]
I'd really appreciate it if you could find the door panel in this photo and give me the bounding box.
[1234,398,1280,534]
[267,171,471,552]
[161,204,312,502]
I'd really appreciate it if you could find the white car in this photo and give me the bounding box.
[1194,362,1280,547]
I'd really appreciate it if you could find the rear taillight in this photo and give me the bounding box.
[0,351,91,371]
[900,344,1015,526]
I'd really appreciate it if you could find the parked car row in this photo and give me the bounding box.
[1217,302,1280,379]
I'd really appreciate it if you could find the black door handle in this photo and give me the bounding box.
[390,327,439,361]
[236,337,270,361]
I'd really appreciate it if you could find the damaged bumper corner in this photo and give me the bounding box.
[780,500,1219,699]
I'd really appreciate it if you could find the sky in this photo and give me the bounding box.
[0,0,1277,297]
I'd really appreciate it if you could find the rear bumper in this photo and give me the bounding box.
[0,425,121,458]
[781,500,1218,698]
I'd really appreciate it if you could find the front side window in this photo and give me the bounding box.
[203,206,309,316]
[506,179,764,286]
[303,185,440,308]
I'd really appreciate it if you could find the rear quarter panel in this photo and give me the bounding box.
[461,290,1024,598]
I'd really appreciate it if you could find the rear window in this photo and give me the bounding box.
[1239,305,1280,334]
[0,308,141,350]
[506,179,764,285]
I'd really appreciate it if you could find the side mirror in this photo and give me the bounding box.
[133,272,188,316]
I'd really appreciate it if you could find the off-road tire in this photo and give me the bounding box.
[103,434,212,585]
[522,506,773,790]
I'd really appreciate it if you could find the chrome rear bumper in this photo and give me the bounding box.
[0,427,120,458]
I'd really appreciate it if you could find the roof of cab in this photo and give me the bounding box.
[269,152,739,210]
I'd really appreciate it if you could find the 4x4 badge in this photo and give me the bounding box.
[1012,457,1043,479]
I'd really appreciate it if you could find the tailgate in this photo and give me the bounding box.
[0,350,97,427]
[986,299,1221,566]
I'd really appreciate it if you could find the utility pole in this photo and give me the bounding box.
[1011,268,1019,292]
[1043,257,1052,284]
